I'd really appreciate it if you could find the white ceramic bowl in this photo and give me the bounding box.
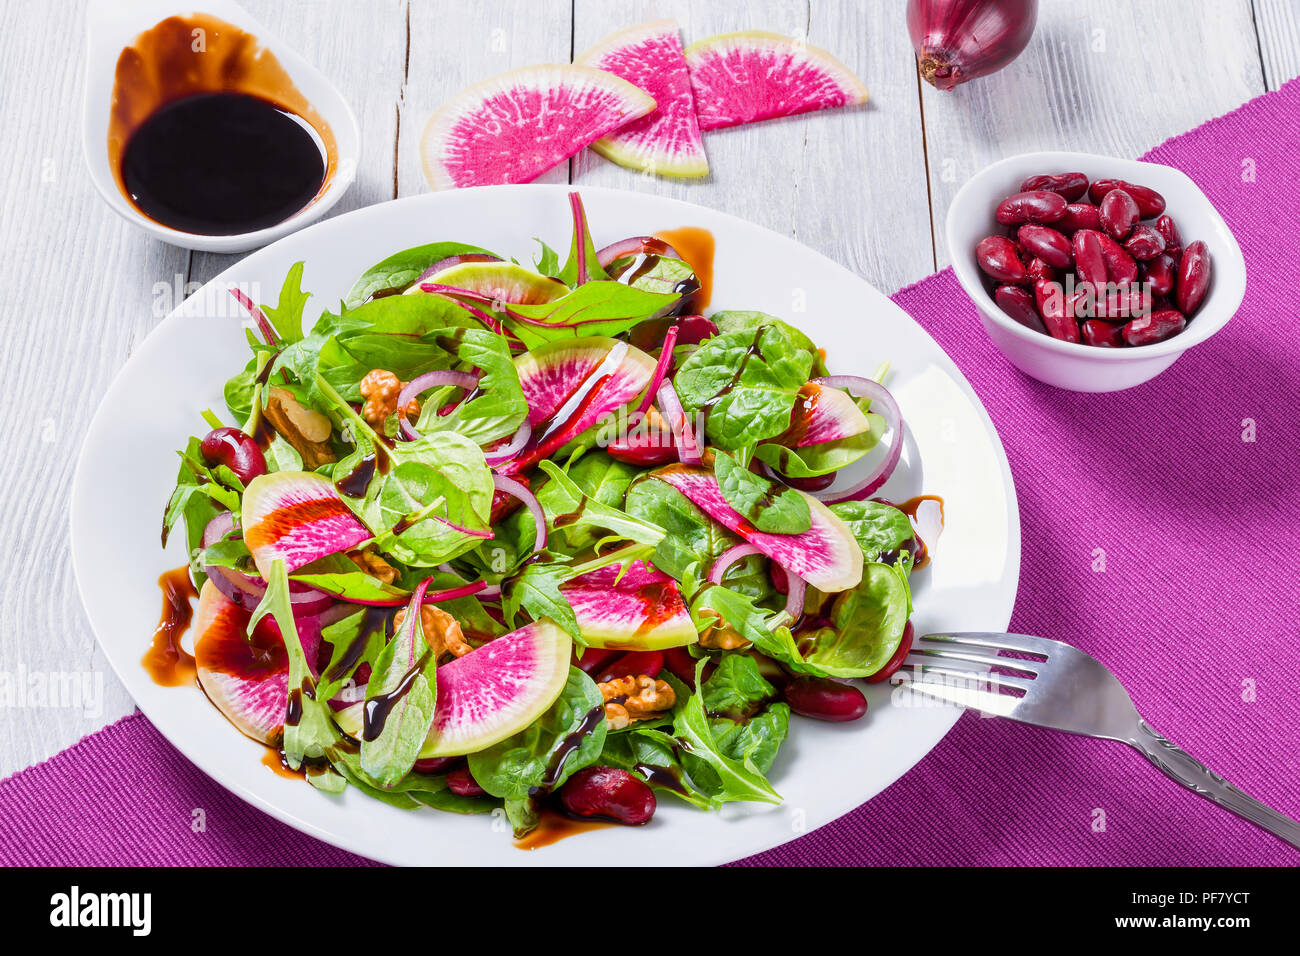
[946,150,1246,392]
[82,0,359,253]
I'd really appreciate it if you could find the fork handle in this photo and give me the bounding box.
[1131,720,1300,850]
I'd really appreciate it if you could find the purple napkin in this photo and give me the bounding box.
[4,79,1298,867]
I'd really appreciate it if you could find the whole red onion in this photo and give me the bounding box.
[907,0,1038,91]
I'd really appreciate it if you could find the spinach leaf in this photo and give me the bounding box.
[467,667,606,802]
[343,241,500,309]
[624,477,738,587]
[828,500,916,564]
[797,562,911,677]
[700,654,776,719]
[360,581,440,787]
[505,281,681,347]
[713,449,811,534]
[710,310,828,377]
[673,325,813,450]
[754,421,883,479]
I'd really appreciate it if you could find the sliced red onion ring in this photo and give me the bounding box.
[783,572,807,621]
[637,325,679,416]
[492,474,546,553]
[398,370,479,440]
[595,236,682,270]
[202,511,235,548]
[416,253,501,282]
[708,543,761,585]
[656,380,702,465]
[483,420,531,466]
[806,375,904,505]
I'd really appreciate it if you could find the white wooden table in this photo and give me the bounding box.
[1,0,1295,778]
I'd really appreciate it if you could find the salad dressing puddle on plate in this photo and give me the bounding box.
[143,566,197,687]
[654,227,714,311]
[513,809,616,850]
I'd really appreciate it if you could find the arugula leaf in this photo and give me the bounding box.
[533,239,562,279]
[795,562,911,678]
[600,729,716,810]
[674,325,814,450]
[249,560,339,770]
[343,241,500,309]
[360,580,440,787]
[536,460,665,548]
[261,262,311,345]
[713,449,811,534]
[689,584,819,673]
[669,662,781,804]
[505,281,681,347]
[467,667,607,805]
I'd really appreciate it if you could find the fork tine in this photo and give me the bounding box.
[905,663,1036,693]
[921,632,1058,656]
[909,642,1041,675]
[895,675,1021,717]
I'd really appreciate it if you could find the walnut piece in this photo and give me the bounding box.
[264,386,335,468]
[360,369,421,429]
[393,604,473,660]
[696,608,751,650]
[598,674,676,730]
[348,550,397,585]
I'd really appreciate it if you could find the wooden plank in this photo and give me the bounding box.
[572,0,935,292]
[396,0,575,198]
[1253,0,1300,89]
[921,0,1267,270]
[0,0,189,774]
[188,0,408,286]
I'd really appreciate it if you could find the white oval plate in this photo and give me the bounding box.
[72,184,1019,866]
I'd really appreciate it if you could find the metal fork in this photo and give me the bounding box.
[897,632,1300,850]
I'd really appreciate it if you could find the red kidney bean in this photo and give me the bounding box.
[595,650,664,684]
[1096,233,1139,285]
[865,621,914,684]
[662,646,703,688]
[560,766,656,825]
[1065,287,1093,320]
[1175,240,1212,316]
[1016,224,1073,268]
[446,766,486,797]
[1094,284,1151,320]
[1155,214,1183,258]
[414,756,461,774]
[200,426,267,484]
[1071,229,1108,289]
[995,190,1068,225]
[995,284,1046,333]
[1034,279,1081,343]
[574,647,619,675]
[975,235,1028,283]
[1099,189,1140,241]
[1124,223,1166,260]
[1123,309,1186,346]
[1056,202,1102,234]
[1142,253,1178,296]
[784,676,868,722]
[675,314,719,345]
[606,422,677,467]
[1081,320,1126,347]
[1088,178,1166,217]
[1019,172,1089,201]
[1025,257,1056,283]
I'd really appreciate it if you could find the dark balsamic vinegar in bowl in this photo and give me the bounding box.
[121,91,326,236]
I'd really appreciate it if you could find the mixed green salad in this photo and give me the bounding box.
[163,192,925,838]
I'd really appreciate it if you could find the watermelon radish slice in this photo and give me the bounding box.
[420,65,657,190]
[575,20,708,178]
[654,464,863,592]
[242,472,372,579]
[685,32,869,132]
[192,581,324,745]
[405,261,566,304]
[562,561,696,649]
[776,382,872,448]
[501,337,656,474]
